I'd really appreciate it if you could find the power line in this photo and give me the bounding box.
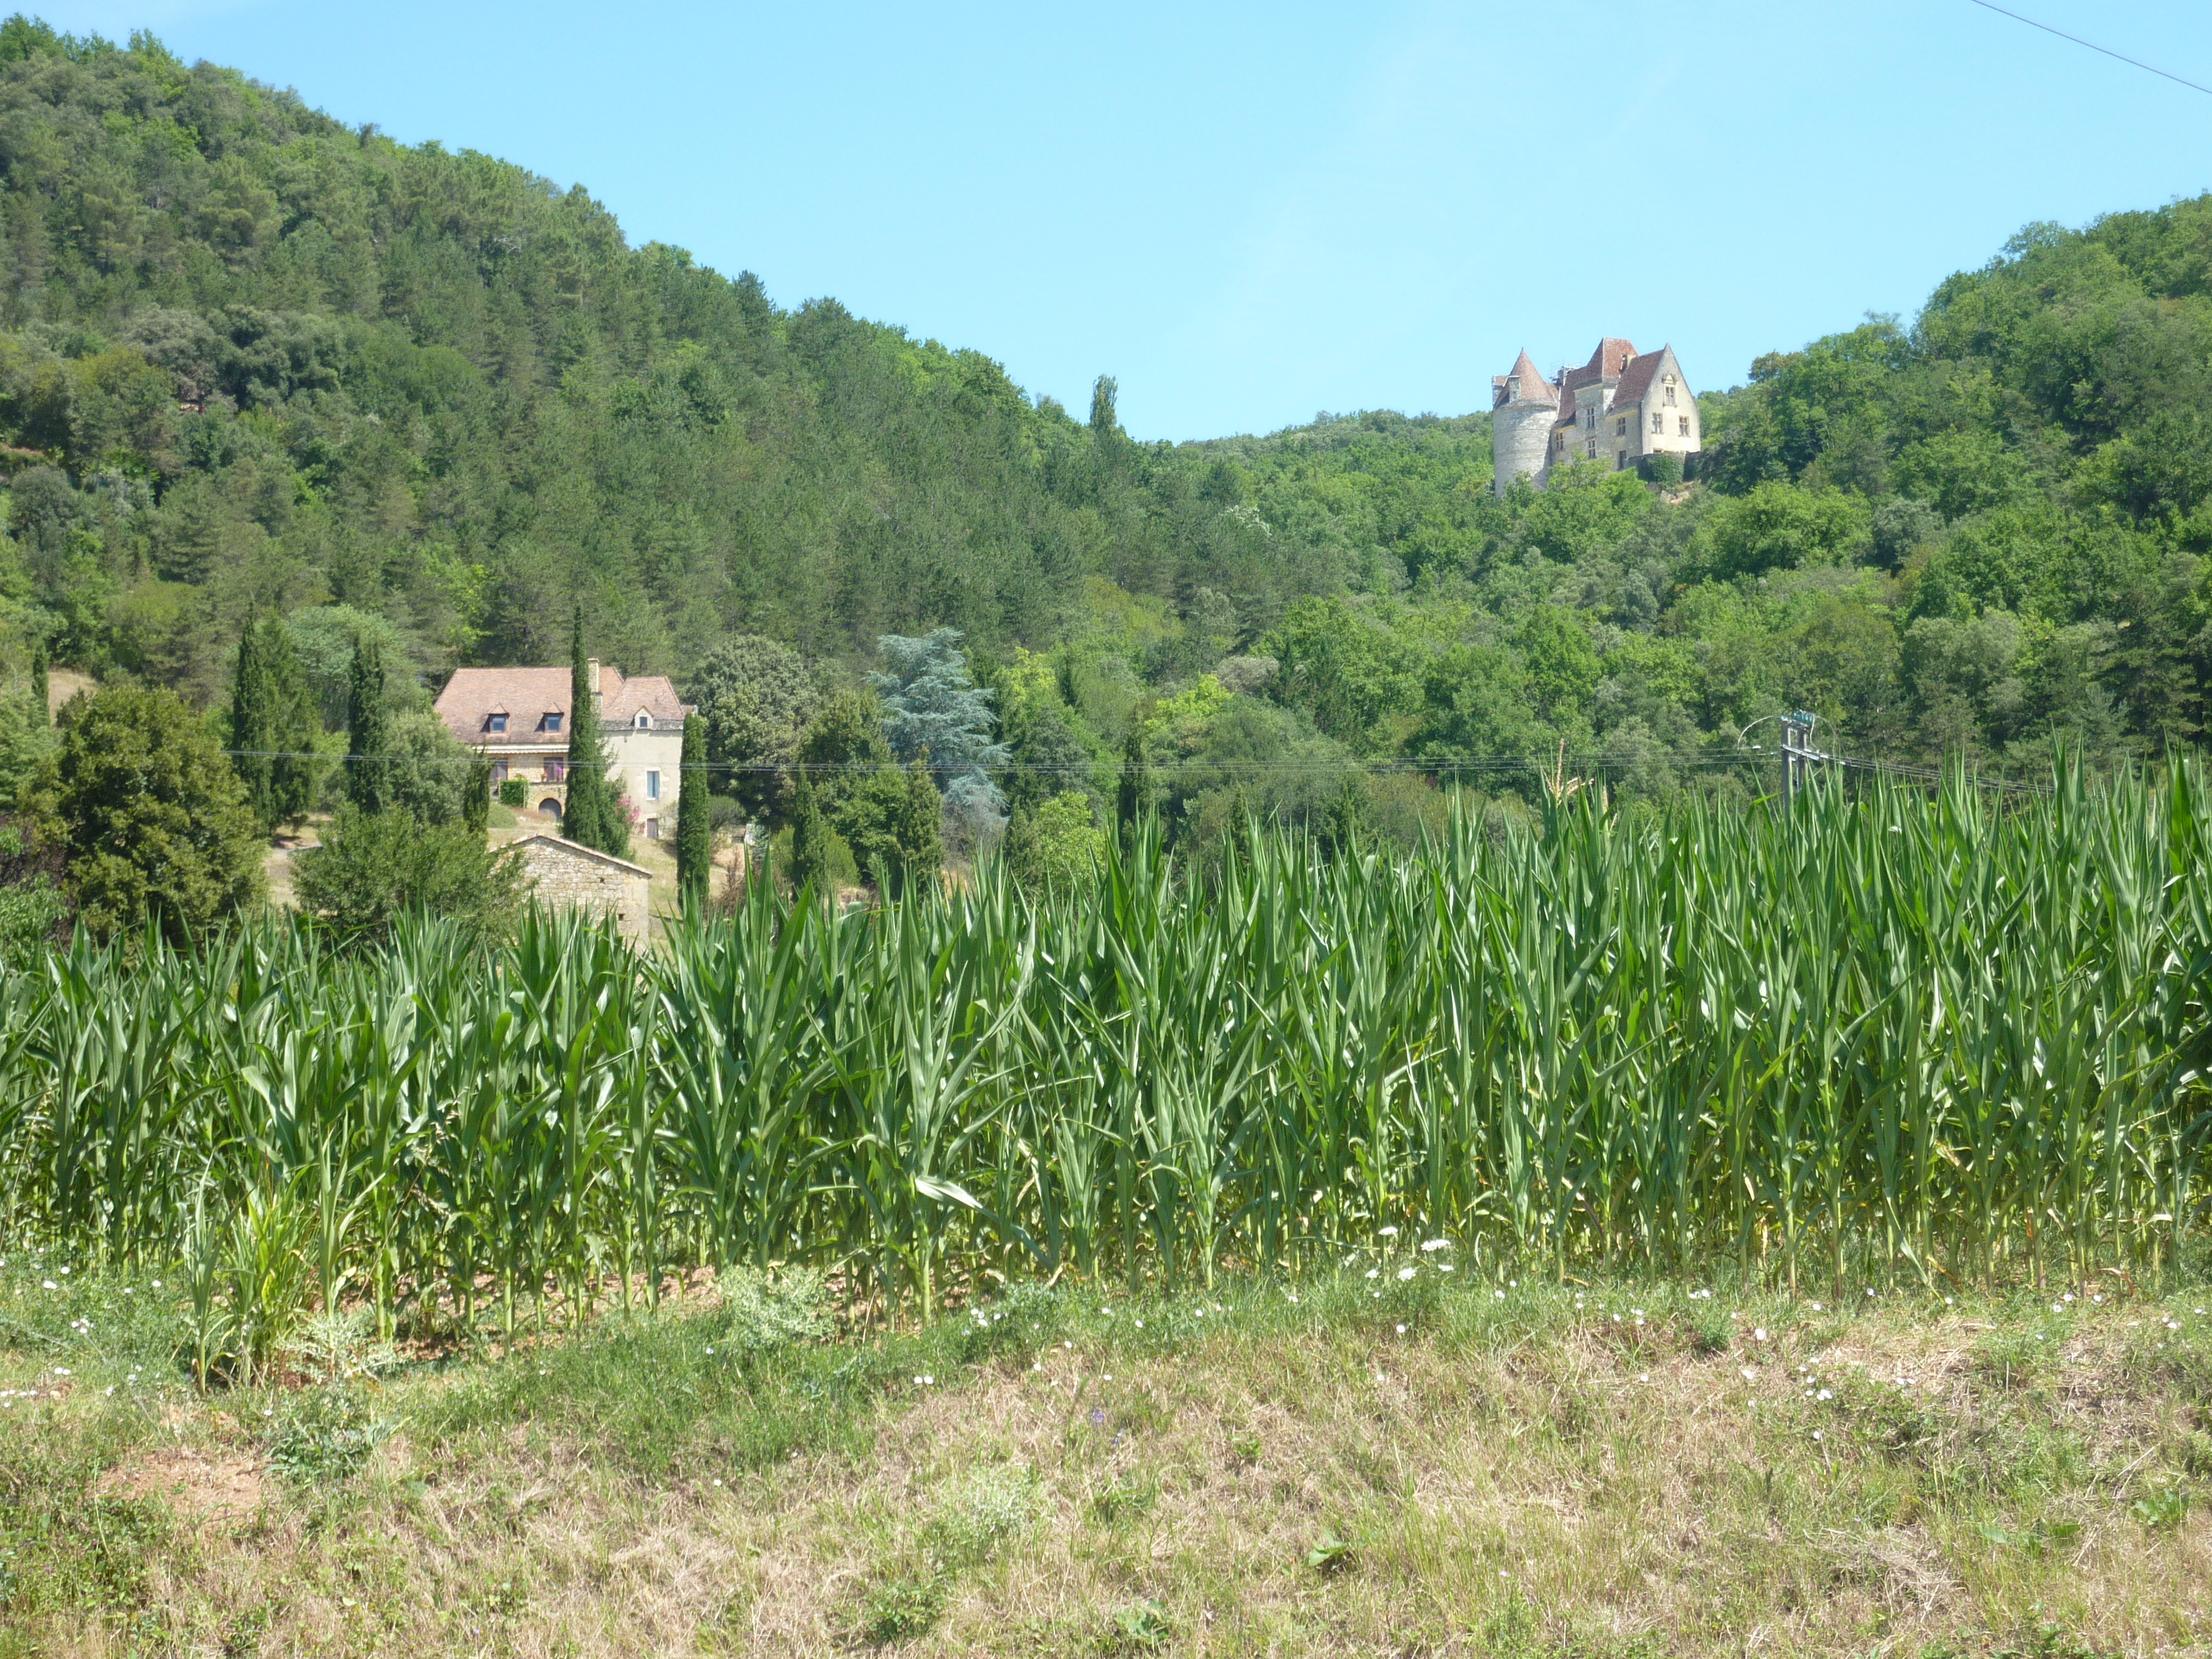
[216,746,2056,793]
[1965,0,2212,98]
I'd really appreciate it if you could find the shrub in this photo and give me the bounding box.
[497,777,528,808]
[292,808,525,947]
[22,685,264,945]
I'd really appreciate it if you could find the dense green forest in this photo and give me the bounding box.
[0,17,2206,854]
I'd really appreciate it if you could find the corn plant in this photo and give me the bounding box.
[0,760,2204,1345]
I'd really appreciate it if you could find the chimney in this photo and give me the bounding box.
[587,657,602,713]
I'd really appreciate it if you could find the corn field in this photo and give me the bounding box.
[1,766,2208,1359]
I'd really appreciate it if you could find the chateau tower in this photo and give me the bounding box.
[1490,349,1558,496]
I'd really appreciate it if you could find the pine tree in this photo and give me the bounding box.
[788,768,831,899]
[561,607,628,856]
[1115,722,1151,849]
[230,623,273,827]
[28,640,47,728]
[674,711,711,913]
[346,634,389,816]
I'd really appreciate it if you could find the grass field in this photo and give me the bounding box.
[3,1255,2209,1657]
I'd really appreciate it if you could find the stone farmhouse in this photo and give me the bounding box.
[433,659,690,843]
[1490,338,1700,495]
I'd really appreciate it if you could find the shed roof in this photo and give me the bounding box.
[513,833,653,880]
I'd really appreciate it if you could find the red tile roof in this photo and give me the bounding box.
[434,664,689,749]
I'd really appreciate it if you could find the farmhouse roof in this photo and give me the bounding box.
[434,663,690,748]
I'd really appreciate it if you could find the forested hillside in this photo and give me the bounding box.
[0,18,2206,850]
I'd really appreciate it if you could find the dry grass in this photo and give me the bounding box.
[4,1275,2211,1657]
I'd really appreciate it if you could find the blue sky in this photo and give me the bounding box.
[34,0,2212,441]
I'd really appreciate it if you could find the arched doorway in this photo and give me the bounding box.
[538,798,563,820]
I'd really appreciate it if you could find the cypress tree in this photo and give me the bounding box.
[28,639,47,727]
[346,634,389,815]
[1114,722,1151,849]
[463,752,491,836]
[231,623,274,827]
[889,757,942,900]
[674,711,711,913]
[788,769,830,899]
[562,608,627,856]
[262,619,318,828]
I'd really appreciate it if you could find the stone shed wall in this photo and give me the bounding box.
[517,839,651,942]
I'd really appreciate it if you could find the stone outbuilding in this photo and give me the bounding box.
[513,834,653,942]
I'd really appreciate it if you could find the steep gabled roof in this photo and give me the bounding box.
[1550,337,1640,429]
[1609,344,1684,411]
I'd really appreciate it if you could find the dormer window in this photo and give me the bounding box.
[544,711,563,734]
[486,712,508,734]
[634,712,651,729]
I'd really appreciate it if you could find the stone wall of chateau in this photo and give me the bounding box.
[516,837,651,942]
[1491,403,1555,495]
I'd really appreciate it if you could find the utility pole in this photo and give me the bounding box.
[1779,709,1818,805]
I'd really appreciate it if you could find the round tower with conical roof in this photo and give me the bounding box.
[1490,349,1559,496]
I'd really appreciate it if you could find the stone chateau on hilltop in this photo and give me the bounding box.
[1490,338,1700,495]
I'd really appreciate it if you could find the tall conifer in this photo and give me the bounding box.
[1114,722,1151,849]
[261,619,318,828]
[788,769,830,899]
[674,711,711,912]
[562,607,627,856]
[463,752,491,836]
[890,757,942,900]
[28,640,47,727]
[347,634,389,815]
[231,623,273,826]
